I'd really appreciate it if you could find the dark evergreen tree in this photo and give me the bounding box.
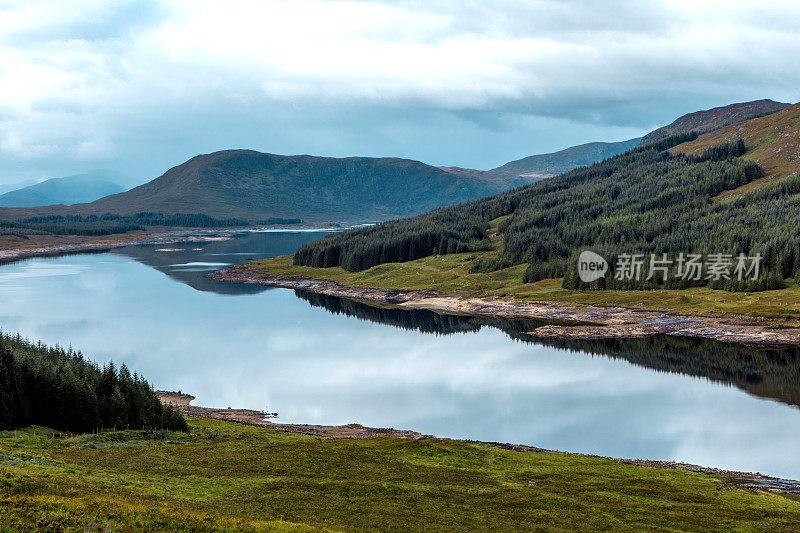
[0,332,188,432]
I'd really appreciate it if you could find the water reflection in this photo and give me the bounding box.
[1,234,799,478]
[297,290,800,411]
[113,230,331,294]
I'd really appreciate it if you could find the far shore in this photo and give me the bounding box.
[0,229,236,264]
[209,264,800,347]
[0,224,346,264]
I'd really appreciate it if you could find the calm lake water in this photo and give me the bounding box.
[1,230,799,478]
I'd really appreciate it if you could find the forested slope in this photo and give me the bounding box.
[293,133,800,291]
[673,102,800,198]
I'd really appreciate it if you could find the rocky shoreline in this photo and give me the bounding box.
[209,265,800,347]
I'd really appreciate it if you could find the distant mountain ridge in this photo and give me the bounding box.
[0,171,126,208]
[11,150,525,223]
[0,179,37,196]
[1,99,793,225]
[492,138,643,179]
[640,99,790,146]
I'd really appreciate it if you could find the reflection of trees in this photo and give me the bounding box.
[296,290,800,410]
[295,289,482,334]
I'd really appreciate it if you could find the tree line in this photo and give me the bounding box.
[0,332,187,432]
[0,212,302,238]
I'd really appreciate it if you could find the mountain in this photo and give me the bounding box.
[449,100,789,182]
[640,99,790,146]
[0,170,127,208]
[0,179,37,196]
[491,138,643,179]
[672,103,800,199]
[37,150,525,223]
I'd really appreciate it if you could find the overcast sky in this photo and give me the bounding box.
[1,0,799,186]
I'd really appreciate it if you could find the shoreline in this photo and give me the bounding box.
[0,224,349,264]
[209,265,800,347]
[0,229,241,264]
[157,390,800,495]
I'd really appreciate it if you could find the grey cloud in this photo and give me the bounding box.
[0,0,798,184]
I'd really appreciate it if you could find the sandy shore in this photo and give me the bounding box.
[209,265,800,347]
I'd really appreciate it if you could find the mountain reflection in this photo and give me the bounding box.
[296,289,800,410]
[113,230,331,295]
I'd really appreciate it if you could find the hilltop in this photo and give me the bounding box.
[451,100,787,182]
[0,179,37,196]
[0,151,525,224]
[641,99,790,145]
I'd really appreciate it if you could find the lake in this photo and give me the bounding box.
[1,230,799,478]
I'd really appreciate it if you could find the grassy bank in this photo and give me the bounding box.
[241,215,800,321]
[2,418,800,531]
[243,253,800,321]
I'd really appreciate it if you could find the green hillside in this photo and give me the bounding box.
[287,131,800,293]
[3,417,800,531]
[674,103,800,199]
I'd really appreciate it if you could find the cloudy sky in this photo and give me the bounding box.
[1,0,798,186]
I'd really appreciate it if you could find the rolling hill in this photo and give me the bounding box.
[29,150,524,223]
[491,138,642,179]
[451,100,788,182]
[640,99,790,146]
[673,103,800,199]
[0,171,126,208]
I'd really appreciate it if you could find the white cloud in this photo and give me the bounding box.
[0,0,798,181]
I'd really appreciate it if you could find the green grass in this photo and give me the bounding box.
[1,418,800,531]
[244,253,800,321]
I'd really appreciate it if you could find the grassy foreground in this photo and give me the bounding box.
[1,418,800,532]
